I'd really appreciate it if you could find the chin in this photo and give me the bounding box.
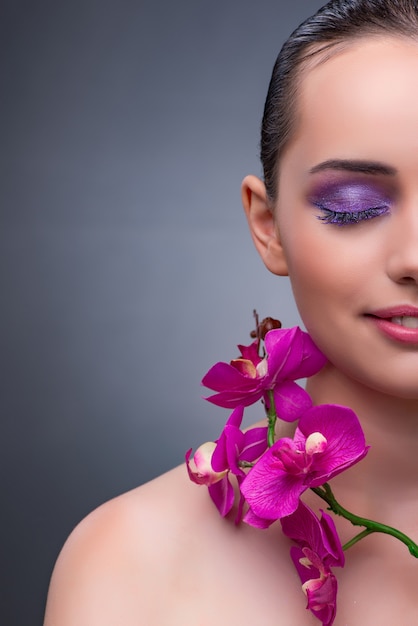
[348,370,418,404]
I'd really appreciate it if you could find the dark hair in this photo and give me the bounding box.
[261,0,418,201]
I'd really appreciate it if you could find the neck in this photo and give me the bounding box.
[306,364,418,525]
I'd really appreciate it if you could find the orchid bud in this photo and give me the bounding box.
[185,442,227,486]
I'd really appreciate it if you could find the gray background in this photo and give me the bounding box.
[2,1,325,624]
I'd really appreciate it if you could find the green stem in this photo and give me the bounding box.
[238,461,255,469]
[311,483,418,558]
[266,389,277,448]
[342,528,374,551]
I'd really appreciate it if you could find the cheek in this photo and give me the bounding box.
[287,260,336,330]
[281,226,369,328]
[282,227,341,292]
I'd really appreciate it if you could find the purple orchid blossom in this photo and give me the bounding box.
[186,406,268,521]
[211,406,268,521]
[201,327,327,422]
[281,501,345,626]
[241,404,369,524]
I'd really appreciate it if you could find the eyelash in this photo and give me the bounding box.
[315,205,390,226]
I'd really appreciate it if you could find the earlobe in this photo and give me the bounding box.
[241,175,289,276]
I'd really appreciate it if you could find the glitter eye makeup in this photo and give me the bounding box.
[309,180,392,226]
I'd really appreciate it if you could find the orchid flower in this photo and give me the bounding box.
[242,404,369,524]
[187,406,268,520]
[281,501,345,626]
[186,442,235,518]
[201,327,327,421]
[211,405,268,521]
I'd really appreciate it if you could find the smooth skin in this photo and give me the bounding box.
[44,36,418,625]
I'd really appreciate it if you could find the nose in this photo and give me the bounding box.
[386,207,418,285]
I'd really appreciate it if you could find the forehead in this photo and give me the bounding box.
[285,37,418,172]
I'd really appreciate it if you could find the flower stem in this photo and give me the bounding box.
[311,483,418,558]
[266,390,277,447]
[238,461,255,469]
[342,528,374,551]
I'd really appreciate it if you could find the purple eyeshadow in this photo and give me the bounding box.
[309,180,392,213]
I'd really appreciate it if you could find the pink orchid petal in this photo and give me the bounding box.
[211,426,241,473]
[208,476,234,517]
[305,574,338,626]
[202,327,326,409]
[319,511,345,568]
[225,427,245,475]
[237,340,262,365]
[289,545,338,626]
[297,332,328,378]
[264,326,326,381]
[282,502,343,625]
[290,545,320,585]
[272,380,313,422]
[281,502,345,569]
[240,426,268,462]
[225,404,245,428]
[185,448,203,484]
[204,389,264,409]
[211,407,267,475]
[202,362,258,393]
[295,405,368,483]
[264,327,303,381]
[243,506,275,529]
[234,475,247,525]
[241,446,305,520]
[242,402,368,522]
[211,406,245,474]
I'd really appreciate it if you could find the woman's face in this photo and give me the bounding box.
[274,36,418,398]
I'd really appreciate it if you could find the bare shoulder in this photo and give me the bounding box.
[44,464,307,626]
[44,464,200,625]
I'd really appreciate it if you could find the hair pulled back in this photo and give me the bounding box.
[262,0,418,201]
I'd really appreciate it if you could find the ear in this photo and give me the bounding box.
[241,175,289,276]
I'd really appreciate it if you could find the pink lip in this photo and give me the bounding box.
[366,306,418,344]
[368,306,418,318]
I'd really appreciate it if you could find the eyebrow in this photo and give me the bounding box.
[309,159,397,176]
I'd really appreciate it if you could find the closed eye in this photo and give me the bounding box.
[315,205,390,226]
